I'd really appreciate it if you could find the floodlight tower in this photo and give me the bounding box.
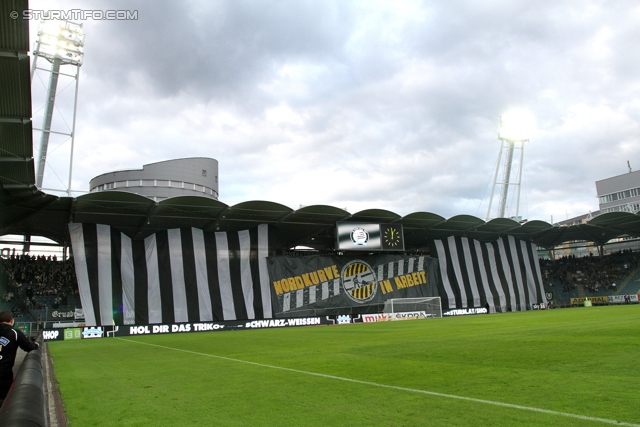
[31,19,85,195]
[486,112,532,221]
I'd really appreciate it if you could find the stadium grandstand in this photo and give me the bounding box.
[1,1,640,425]
[2,0,640,317]
[2,0,640,331]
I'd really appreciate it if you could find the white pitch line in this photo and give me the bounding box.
[117,338,640,427]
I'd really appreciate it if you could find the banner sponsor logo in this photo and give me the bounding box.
[390,311,433,319]
[361,312,433,322]
[51,310,74,318]
[64,328,82,340]
[443,308,488,316]
[342,260,378,303]
[362,313,386,323]
[47,310,76,321]
[532,303,547,310]
[336,315,352,324]
[82,327,104,338]
[42,330,60,341]
[570,296,608,304]
[607,295,638,303]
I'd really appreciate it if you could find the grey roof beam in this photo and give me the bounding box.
[0,196,59,234]
[134,203,159,239]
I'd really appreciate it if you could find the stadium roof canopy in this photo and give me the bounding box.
[2,1,640,252]
[3,189,640,252]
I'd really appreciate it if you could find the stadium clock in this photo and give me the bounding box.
[381,224,404,250]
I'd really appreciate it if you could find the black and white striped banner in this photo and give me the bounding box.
[69,223,275,326]
[433,236,547,312]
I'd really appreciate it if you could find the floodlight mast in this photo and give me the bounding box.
[32,20,85,195]
[485,114,529,221]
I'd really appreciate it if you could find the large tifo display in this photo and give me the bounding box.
[69,223,275,326]
[267,254,440,315]
[432,236,547,312]
[69,223,546,326]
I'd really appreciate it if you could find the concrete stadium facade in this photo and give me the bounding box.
[89,158,219,201]
[596,169,640,214]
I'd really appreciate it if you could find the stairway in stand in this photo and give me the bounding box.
[612,265,640,295]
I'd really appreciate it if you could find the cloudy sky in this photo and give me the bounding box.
[28,0,640,223]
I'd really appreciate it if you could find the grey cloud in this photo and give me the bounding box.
[28,0,640,220]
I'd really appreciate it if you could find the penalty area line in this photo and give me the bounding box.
[116,338,639,427]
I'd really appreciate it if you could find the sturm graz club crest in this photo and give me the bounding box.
[350,227,369,246]
[341,260,378,303]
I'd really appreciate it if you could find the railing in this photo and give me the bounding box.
[0,337,45,427]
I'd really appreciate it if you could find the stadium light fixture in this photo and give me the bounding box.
[498,110,533,143]
[486,110,534,221]
[32,19,85,195]
[35,19,85,65]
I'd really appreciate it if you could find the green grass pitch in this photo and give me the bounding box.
[48,305,639,426]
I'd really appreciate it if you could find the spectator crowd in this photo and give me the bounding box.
[1,249,638,318]
[540,250,639,294]
[1,254,78,318]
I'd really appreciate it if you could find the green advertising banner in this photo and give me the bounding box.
[15,323,29,335]
[64,328,82,340]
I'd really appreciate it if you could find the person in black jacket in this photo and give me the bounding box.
[0,310,39,404]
